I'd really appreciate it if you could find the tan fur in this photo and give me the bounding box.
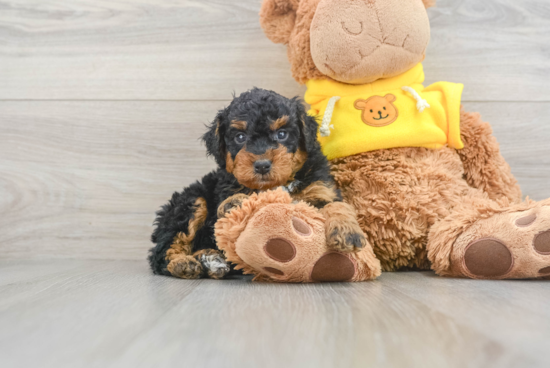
[167,255,203,279]
[226,152,235,173]
[166,197,208,262]
[287,0,326,83]
[218,193,250,218]
[456,109,521,204]
[320,201,369,252]
[231,146,307,190]
[291,181,338,204]
[270,116,289,131]
[230,120,247,130]
[330,111,527,273]
[331,143,474,271]
[259,0,301,44]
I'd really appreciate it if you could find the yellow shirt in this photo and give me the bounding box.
[305,63,464,160]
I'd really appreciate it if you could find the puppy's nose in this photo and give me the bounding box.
[254,160,272,175]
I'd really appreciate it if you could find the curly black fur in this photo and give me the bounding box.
[148,88,339,277]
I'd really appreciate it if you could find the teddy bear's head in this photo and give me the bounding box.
[260,0,434,85]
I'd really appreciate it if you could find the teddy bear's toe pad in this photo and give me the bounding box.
[311,253,356,282]
[292,217,312,236]
[264,238,296,262]
[516,213,537,227]
[464,239,513,278]
[534,230,550,254]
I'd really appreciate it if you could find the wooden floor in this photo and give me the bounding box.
[1,259,549,368]
[2,0,550,367]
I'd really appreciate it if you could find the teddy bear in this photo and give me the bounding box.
[215,0,550,282]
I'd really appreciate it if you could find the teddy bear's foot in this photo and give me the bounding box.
[215,189,381,282]
[235,204,378,282]
[442,201,550,279]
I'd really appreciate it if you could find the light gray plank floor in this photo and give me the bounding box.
[0,259,549,368]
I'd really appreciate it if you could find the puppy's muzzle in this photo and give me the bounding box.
[254,160,272,175]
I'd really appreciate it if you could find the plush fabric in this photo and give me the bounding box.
[310,0,430,84]
[260,0,432,84]
[254,0,550,280]
[305,63,464,160]
[431,198,550,279]
[215,189,381,282]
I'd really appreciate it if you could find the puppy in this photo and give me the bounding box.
[148,88,367,279]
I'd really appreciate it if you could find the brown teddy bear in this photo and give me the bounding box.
[215,0,550,282]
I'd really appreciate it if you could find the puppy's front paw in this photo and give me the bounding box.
[217,194,249,218]
[326,226,367,253]
[195,249,231,279]
[167,255,204,279]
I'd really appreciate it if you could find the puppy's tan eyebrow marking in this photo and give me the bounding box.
[270,116,289,131]
[230,120,247,130]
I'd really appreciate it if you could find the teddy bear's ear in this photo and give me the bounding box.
[422,0,436,8]
[384,94,397,103]
[202,113,227,168]
[354,100,367,110]
[260,0,299,44]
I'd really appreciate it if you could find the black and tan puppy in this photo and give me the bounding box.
[148,88,367,279]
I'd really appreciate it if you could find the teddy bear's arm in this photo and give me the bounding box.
[456,110,522,204]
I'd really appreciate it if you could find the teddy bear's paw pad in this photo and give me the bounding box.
[264,238,296,263]
[167,256,204,279]
[534,230,550,254]
[516,213,537,227]
[463,238,513,278]
[310,253,356,282]
[539,266,550,276]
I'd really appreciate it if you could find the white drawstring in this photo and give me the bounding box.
[402,86,430,113]
[319,96,340,137]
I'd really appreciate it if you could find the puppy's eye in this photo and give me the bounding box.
[275,130,289,142]
[234,133,247,145]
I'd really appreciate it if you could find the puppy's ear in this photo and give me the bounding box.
[260,0,299,44]
[291,97,320,154]
[202,111,227,168]
[422,0,436,8]
[302,113,321,154]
